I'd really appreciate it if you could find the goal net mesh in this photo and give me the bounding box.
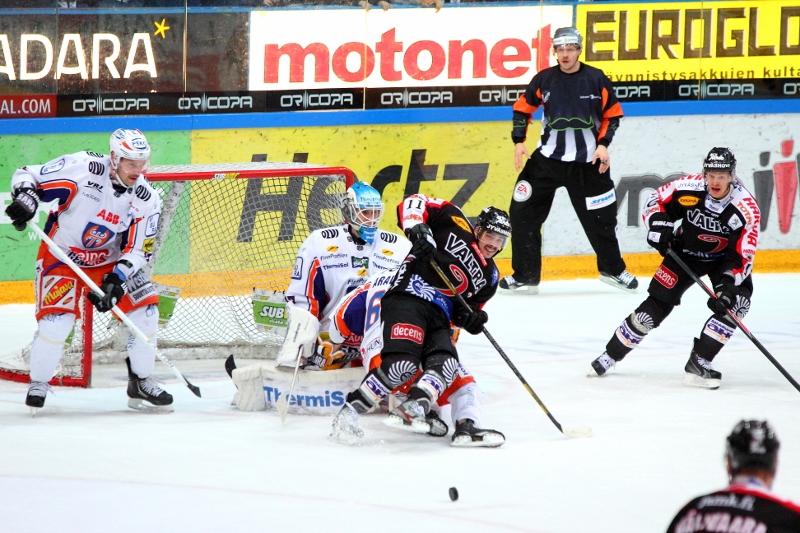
[0,162,354,387]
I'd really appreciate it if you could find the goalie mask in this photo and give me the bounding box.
[726,420,779,475]
[475,206,511,256]
[703,147,736,175]
[342,181,384,244]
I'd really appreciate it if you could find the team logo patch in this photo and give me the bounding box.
[82,223,115,249]
[291,257,303,280]
[391,323,424,344]
[42,277,76,307]
[678,196,699,206]
[451,216,471,233]
[586,189,616,211]
[654,264,678,288]
[145,214,159,237]
[513,180,532,202]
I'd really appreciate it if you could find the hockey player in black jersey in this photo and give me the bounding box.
[666,420,800,532]
[333,195,510,443]
[590,148,760,389]
[502,26,637,295]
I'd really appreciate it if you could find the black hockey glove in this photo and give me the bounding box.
[646,215,675,256]
[406,223,437,263]
[6,187,39,231]
[707,275,738,315]
[454,307,488,335]
[87,272,127,313]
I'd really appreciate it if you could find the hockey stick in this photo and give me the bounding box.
[29,222,235,399]
[666,248,800,394]
[274,306,319,422]
[430,260,592,439]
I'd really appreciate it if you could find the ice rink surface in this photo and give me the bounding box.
[1,273,799,533]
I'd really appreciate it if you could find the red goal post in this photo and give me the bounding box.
[0,162,356,387]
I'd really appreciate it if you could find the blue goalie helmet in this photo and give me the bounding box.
[342,181,384,244]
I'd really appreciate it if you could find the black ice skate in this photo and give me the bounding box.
[599,270,639,293]
[589,352,617,377]
[384,399,431,434]
[451,419,505,448]
[25,381,51,414]
[426,409,449,437]
[684,351,721,389]
[498,275,539,295]
[126,358,174,411]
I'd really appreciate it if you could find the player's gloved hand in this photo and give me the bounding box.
[5,187,39,231]
[305,332,344,371]
[87,272,127,313]
[406,223,437,263]
[646,215,675,256]
[707,275,738,315]
[454,307,488,335]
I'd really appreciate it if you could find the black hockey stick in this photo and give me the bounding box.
[429,260,591,438]
[667,248,800,394]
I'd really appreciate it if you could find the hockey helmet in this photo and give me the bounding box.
[553,27,583,50]
[109,128,151,174]
[342,181,384,244]
[475,206,511,252]
[703,147,736,175]
[725,420,780,474]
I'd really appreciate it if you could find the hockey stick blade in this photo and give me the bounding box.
[562,426,593,439]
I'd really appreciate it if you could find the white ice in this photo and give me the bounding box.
[1,273,799,533]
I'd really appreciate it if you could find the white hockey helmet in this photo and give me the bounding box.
[342,181,384,244]
[109,128,151,174]
[553,27,583,50]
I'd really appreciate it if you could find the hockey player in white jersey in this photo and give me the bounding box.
[5,128,172,411]
[285,181,410,364]
[326,270,505,447]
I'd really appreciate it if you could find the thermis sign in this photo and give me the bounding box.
[579,1,800,82]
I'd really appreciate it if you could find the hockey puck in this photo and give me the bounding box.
[449,487,459,501]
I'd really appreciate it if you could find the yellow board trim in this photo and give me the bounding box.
[2,250,798,305]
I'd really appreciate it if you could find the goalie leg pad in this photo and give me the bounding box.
[232,363,268,411]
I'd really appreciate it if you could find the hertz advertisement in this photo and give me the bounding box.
[580,1,800,83]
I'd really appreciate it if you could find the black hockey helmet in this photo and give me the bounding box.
[726,420,780,474]
[703,147,736,174]
[553,27,583,50]
[476,206,511,238]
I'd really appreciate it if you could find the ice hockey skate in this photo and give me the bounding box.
[498,275,539,295]
[384,399,431,434]
[451,419,505,448]
[588,352,616,377]
[329,402,364,445]
[426,409,448,437]
[126,358,174,412]
[599,270,639,293]
[25,381,51,415]
[684,351,721,389]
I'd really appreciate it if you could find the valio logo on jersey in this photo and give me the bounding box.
[82,222,115,248]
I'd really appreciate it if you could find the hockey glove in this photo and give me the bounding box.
[707,275,738,315]
[305,333,345,371]
[6,187,39,231]
[406,223,437,264]
[87,272,127,313]
[646,215,675,256]
[454,307,488,335]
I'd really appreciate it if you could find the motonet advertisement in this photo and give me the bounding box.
[247,6,572,91]
[579,1,800,82]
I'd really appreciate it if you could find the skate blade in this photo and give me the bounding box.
[683,373,720,390]
[383,414,430,434]
[29,406,42,417]
[451,434,505,448]
[127,398,175,413]
[498,286,539,295]
[598,276,638,294]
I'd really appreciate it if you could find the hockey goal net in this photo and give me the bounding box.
[0,162,355,387]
